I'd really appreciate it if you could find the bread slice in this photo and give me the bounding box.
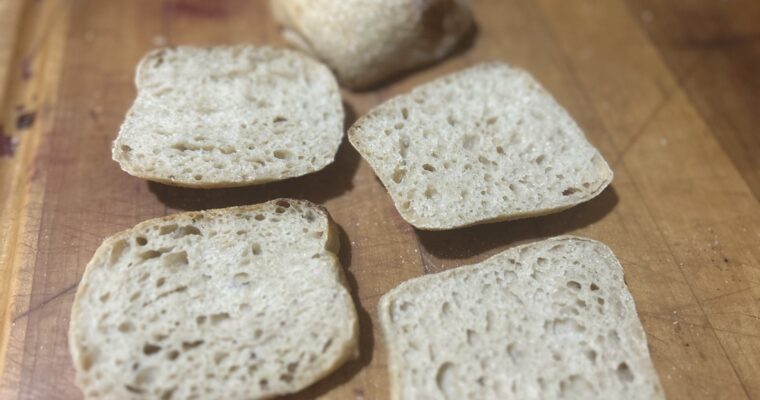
[69,200,358,399]
[113,46,344,188]
[379,236,663,400]
[270,0,473,89]
[349,63,613,230]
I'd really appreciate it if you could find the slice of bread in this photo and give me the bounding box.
[378,236,663,400]
[349,63,613,230]
[271,0,473,89]
[69,200,358,399]
[113,46,344,188]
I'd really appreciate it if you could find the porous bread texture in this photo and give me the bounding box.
[113,46,344,188]
[271,0,473,89]
[379,236,664,400]
[69,200,358,400]
[349,63,613,230]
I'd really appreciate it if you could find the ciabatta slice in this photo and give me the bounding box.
[69,199,358,399]
[379,236,662,400]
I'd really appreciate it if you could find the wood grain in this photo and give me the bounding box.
[1,1,759,399]
[624,0,760,200]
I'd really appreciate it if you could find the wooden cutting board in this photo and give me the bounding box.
[1,1,759,399]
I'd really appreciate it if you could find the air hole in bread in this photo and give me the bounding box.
[273,150,291,159]
[422,163,435,172]
[80,349,97,371]
[163,251,188,268]
[135,366,157,387]
[239,303,251,312]
[435,362,456,398]
[496,146,505,155]
[466,329,476,345]
[166,350,180,361]
[210,313,230,325]
[159,224,177,235]
[156,277,166,288]
[176,225,201,237]
[233,272,249,284]
[139,250,162,262]
[585,349,597,362]
[99,292,110,303]
[214,352,228,365]
[562,187,580,196]
[251,243,262,255]
[143,343,162,355]
[590,283,600,291]
[172,143,189,152]
[401,108,409,119]
[273,116,287,123]
[462,134,477,150]
[254,214,265,221]
[399,135,410,158]
[546,318,585,335]
[616,362,634,383]
[446,115,456,126]
[195,316,206,325]
[110,240,129,264]
[486,116,497,125]
[392,168,406,183]
[194,174,203,181]
[566,280,581,290]
[597,297,605,305]
[322,338,334,353]
[424,186,437,199]
[506,343,521,365]
[125,384,145,394]
[120,145,132,153]
[182,340,204,350]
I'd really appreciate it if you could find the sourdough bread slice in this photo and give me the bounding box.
[379,236,663,400]
[349,63,613,230]
[69,200,358,399]
[113,46,344,188]
[271,0,473,89]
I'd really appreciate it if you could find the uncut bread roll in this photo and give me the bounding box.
[271,0,473,89]
[349,63,613,230]
[113,46,344,188]
[69,200,358,399]
[379,236,663,400]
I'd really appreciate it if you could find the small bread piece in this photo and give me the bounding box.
[379,236,663,400]
[113,46,344,188]
[69,200,358,399]
[349,63,613,230]
[271,0,473,89]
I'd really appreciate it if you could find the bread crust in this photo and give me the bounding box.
[271,0,474,89]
